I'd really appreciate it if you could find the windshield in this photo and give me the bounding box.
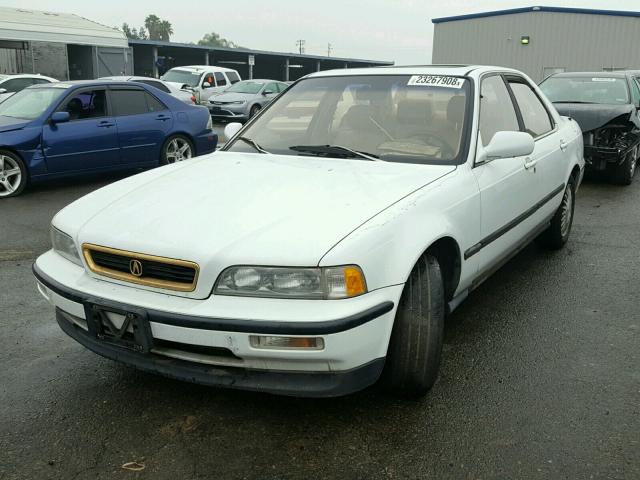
[225,75,470,164]
[0,87,65,120]
[161,69,202,87]
[540,76,630,105]
[225,81,265,94]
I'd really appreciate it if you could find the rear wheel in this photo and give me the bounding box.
[160,135,193,165]
[0,150,27,198]
[611,148,637,185]
[381,254,445,397]
[536,177,576,250]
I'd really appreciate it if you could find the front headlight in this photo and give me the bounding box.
[214,265,367,299]
[50,226,82,266]
[229,101,246,105]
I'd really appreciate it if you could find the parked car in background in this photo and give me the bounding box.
[34,66,583,398]
[208,79,289,121]
[540,71,640,185]
[161,66,241,104]
[0,74,57,103]
[99,76,196,104]
[0,80,216,198]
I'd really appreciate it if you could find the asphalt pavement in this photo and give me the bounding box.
[0,170,638,480]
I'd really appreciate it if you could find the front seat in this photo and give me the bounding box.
[396,100,432,139]
[332,105,383,154]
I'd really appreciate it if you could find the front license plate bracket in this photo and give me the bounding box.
[84,302,153,353]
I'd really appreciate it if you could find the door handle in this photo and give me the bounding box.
[560,140,568,152]
[156,115,170,121]
[524,157,538,170]
[98,121,115,128]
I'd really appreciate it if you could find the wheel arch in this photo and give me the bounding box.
[411,235,462,304]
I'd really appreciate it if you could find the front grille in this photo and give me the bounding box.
[83,244,199,292]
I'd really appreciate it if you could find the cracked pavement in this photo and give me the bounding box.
[0,171,638,480]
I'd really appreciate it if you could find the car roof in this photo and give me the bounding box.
[100,76,165,82]
[170,65,237,73]
[307,65,524,79]
[29,80,142,89]
[549,71,629,79]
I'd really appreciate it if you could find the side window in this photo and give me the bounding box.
[214,72,226,87]
[508,81,553,137]
[33,78,52,85]
[2,78,33,93]
[631,78,640,107]
[276,83,286,93]
[264,82,277,94]
[479,75,520,146]
[145,92,166,112]
[227,71,240,84]
[111,89,150,116]
[140,80,170,94]
[60,89,107,121]
[203,73,215,88]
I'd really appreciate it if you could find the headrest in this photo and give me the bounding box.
[447,96,466,124]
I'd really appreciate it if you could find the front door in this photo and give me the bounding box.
[42,88,120,173]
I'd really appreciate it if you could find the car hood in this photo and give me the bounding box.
[553,103,640,132]
[210,92,256,103]
[0,115,30,133]
[58,152,455,298]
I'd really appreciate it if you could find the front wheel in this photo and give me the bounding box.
[536,178,576,250]
[381,254,445,397]
[160,135,194,165]
[0,150,27,198]
[249,104,261,118]
[611,148,637,186]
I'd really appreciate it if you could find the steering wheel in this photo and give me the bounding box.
[406,132,456,159]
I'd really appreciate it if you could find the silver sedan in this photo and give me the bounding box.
[208,79,288,121]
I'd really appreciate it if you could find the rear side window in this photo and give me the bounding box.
[479,75,519,146]
[111,89,166,116]
[214,72,226,87]
[509,81,553,137]
[227,71,240,84]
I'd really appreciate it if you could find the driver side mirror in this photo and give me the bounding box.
[482,131,534,161]
[51,111,70,124]
[0,88,6,94]
[202,81,212,89]
[224,122,243,141]
[263,90,275,96]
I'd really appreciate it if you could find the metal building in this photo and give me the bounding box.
[0,7,132,80]
[432,6,640,82]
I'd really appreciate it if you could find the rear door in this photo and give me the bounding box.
[109,86,173,165]
[42,88,120,173]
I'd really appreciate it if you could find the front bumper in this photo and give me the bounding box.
[33,255,399,397]
[208,104,249,120]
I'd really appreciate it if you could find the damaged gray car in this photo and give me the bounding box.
[540,72,640,185]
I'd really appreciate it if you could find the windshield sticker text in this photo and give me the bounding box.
[408,75,465,88]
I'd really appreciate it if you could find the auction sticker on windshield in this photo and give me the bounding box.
[408,75,465,88]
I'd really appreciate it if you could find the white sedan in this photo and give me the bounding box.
[34,66,584,397]
[0,73,57,103]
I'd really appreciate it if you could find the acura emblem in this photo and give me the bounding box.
[129,259,143,277]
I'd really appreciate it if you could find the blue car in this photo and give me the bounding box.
[0,80,217,198]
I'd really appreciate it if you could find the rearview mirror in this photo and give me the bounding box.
[0,88,6,94]
[224,122,243,140]
[483,131,534,161]
[50,111,70,124]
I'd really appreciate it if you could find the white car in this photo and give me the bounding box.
[0,74,57,103]
[98,76,196,104]
[34,65,584,398]
[161,66,241,104]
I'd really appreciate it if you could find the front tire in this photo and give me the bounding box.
[611,148,637,186]
[160,135,194,165]
[0,150,27,198]
[536,177,576,250]
[249,104,261,118]
[381,254,445,397]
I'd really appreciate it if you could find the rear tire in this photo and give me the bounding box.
[536,177,576,250]
[160,135,194,166]
[611,148,637,186]
[0,150,27,198]
[381,254,445,398]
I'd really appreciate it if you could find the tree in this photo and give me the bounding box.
[120,22,148,40]
[198,32,240,48]
[145,14,173,42]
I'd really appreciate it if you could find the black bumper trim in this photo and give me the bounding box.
[33,264,394,335]
[56,310,385,398]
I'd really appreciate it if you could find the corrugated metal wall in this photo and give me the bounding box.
[432,11,640,82]
[0,47,31,74]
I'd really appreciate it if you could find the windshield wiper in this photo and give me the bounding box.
[289,145,380,161]
[237,136,270,154]
[552,101,597,104]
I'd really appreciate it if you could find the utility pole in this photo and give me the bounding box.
[296,39,306,54]
[327,43,332,57]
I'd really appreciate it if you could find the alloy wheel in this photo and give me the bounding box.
[560,185,573,238]
[0,155,22,197]
[165,138,192,163]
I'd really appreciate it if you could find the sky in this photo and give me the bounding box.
[3,0,640,64]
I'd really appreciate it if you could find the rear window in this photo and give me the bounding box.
[540,76,629,105]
